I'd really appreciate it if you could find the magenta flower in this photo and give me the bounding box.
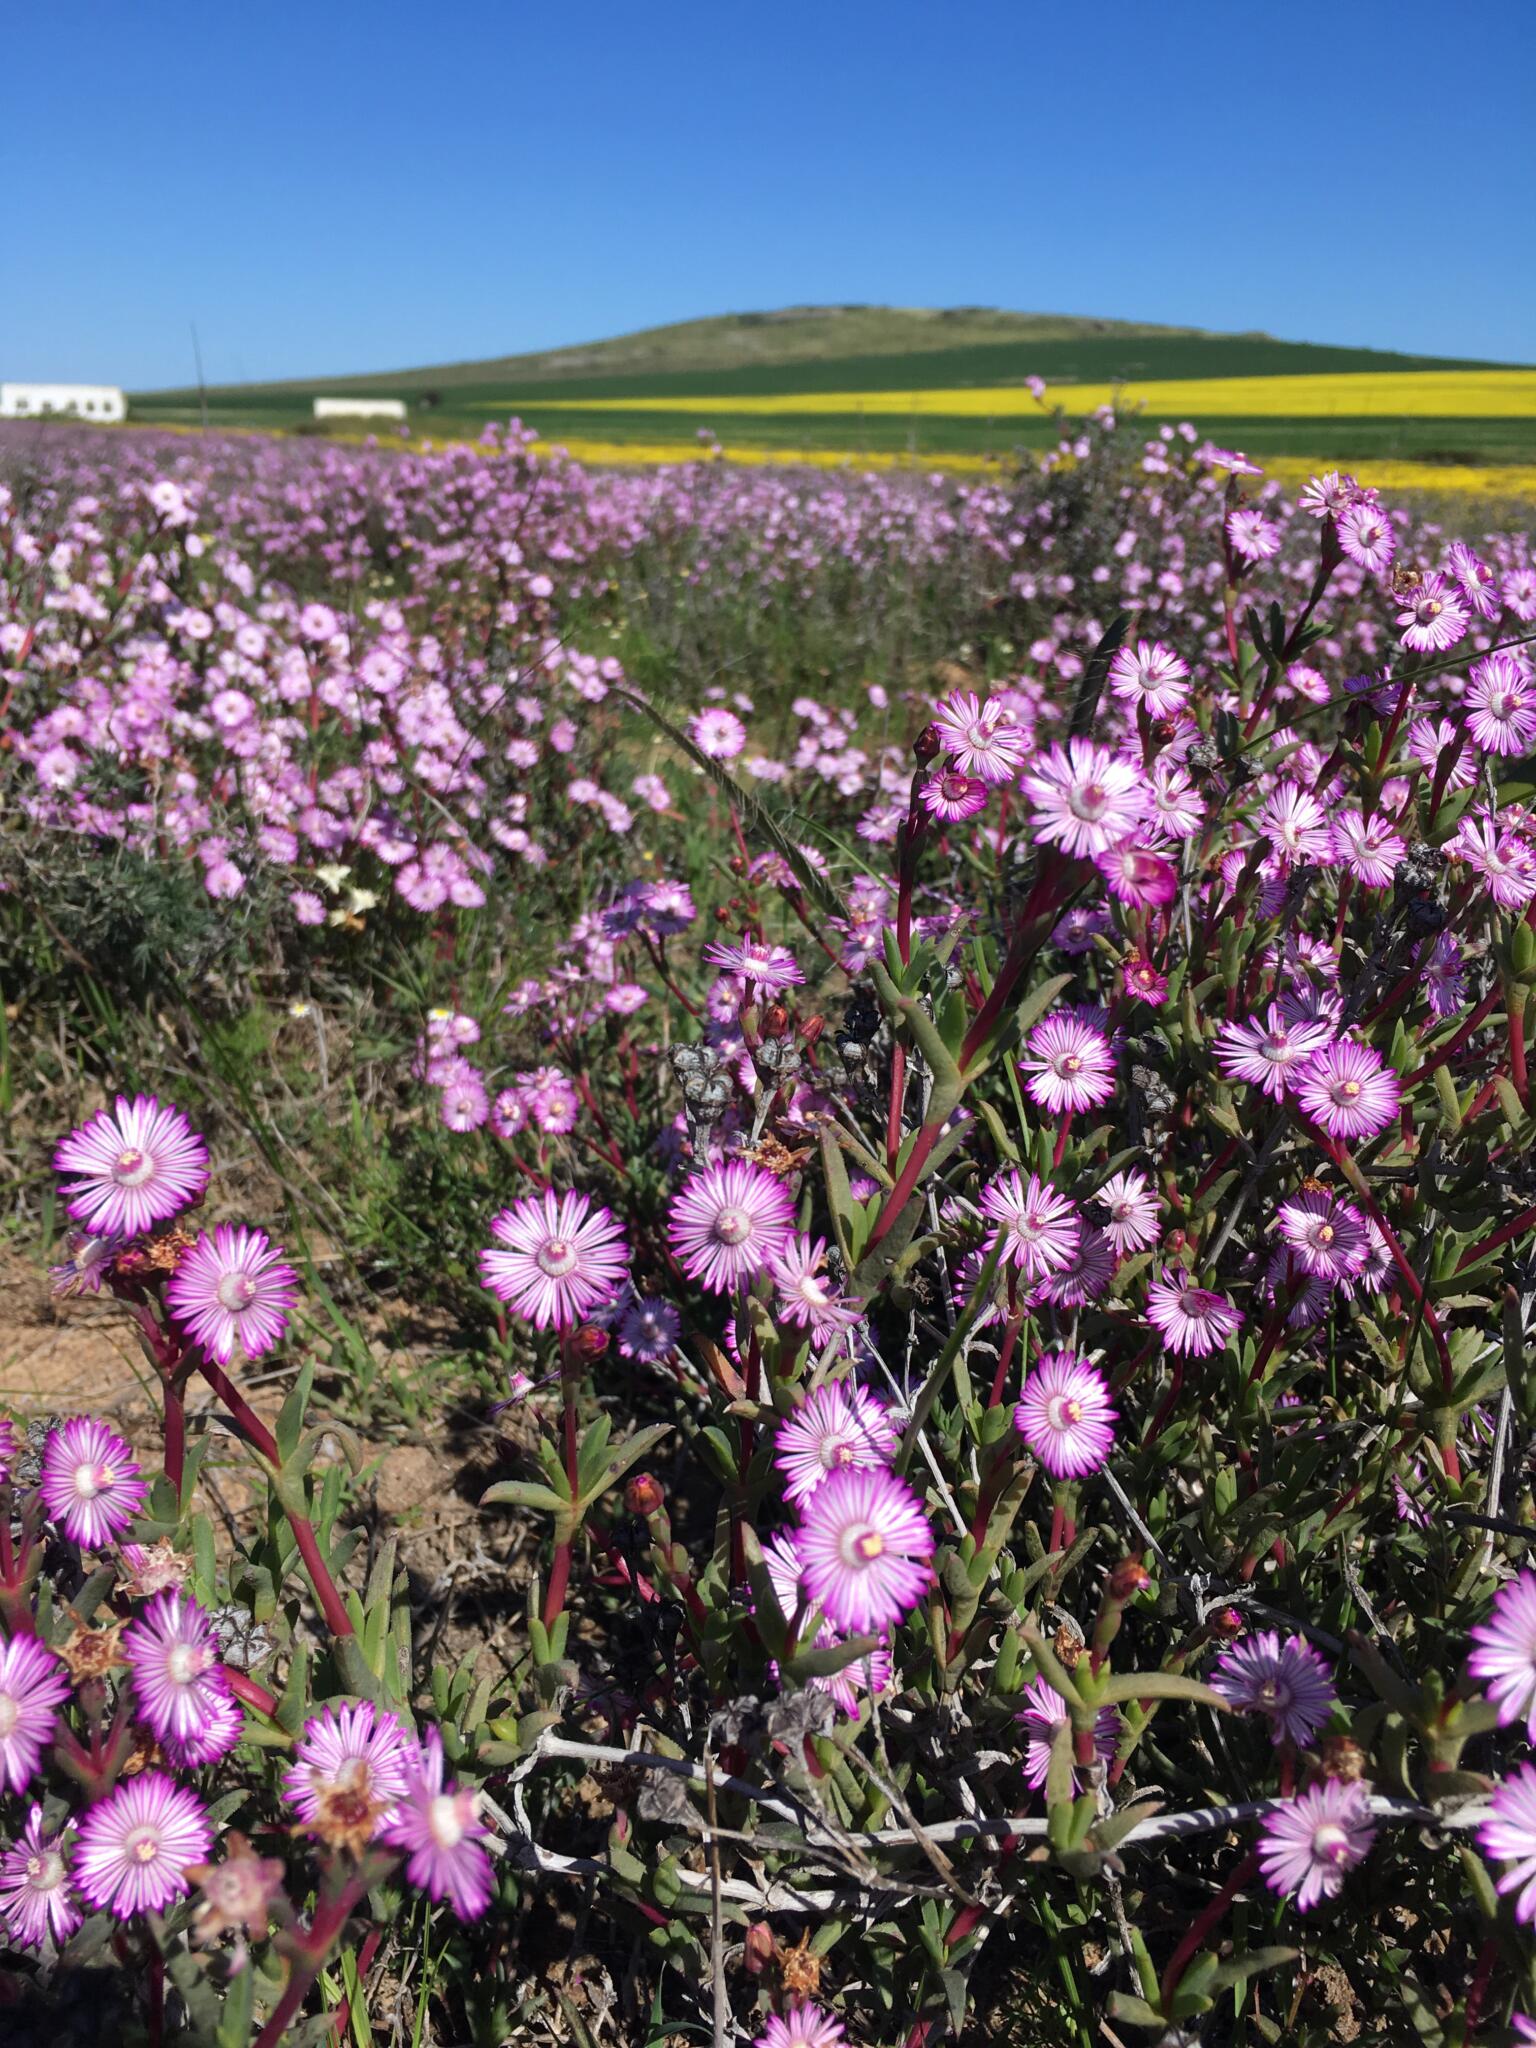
[616,1296,682,1363]
[1260,783,1332,862]
[1021,738,1145,857]
[774,1382,898,1506]
[1212,1630,1337,1745]
[1483,1764,1536,1923]
[1275,1190,1370,1283]
[1465,652,1536,757]
[771,1236,862,1343]
[931,690,1027,784]
[1448,540,1501,619]
[0,1805,82,1952]
[122,1590,241,1767]
[689,707,746,759]
[1213,1005,1334,1100]
[762,1533,892,1717]
[284,1700,413,1829]
[0,1414,16,1485]
[918,767,989,823]
[40,1416,147,1548]
[1030,1226,1116,1309]
[1145,1271,1242,1357]
[166,1224,300,1363]
[1336,498,1395,572]
[797,1464,935,1634]
[1095,840,1179,907]
[54,1094,209,1238]
[1226,507,1282,563]
[381,1729,494,1922]
[1469,1572,1536,1739]
[756,2002,847,2048]
[1257,1780,1376,1911]
[701,937,805,999]
[1293,1040,1400,1142]
[1106,639,1190,717]
[479,1188,629,1330]
[1014,1351,1116,1478]
[668,1159,796,1295]
[1451,812,1536,909]
[979,1171,1081,1284]
[74,1773,212,1919]
[1020,1012,1116,1117]
[1398,571,1467,653]
[1016,1678,1118,1792]
[0,1636,70,1793]
[1094,1169,1159,1255]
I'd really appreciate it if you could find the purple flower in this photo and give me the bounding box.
[1397,571,1468,653]
[774,1382,898,1506]
[54,1094,208,1238]
[979,1171,1081,1284]
[668,1160,796,1295]
[1227,507,1282,563]
[701,937,805,999]
[918,768,990,823]
[0,1636,71,1793]
[1020,739,1145,857]
[1211,1631,1337,1746]
[1016,1677,1117,1792]
[797,1465,935,1635]
[0,1804,82,1952]
[0,1415,16,1484]
[284,1700,413,1830]
[1014,1352,1116,1478]
[1106,639,1190,717]
[122,1590,241,1767]
[1274,1190,1370,1283]
[1145,1271,1242,1357]
[1465,652,1536,757]
[770,1235,862,1343]
[479,1189,629,1330]
[380,1729,494,1921]
[166,1224,299,1363]
[1482,1764,1536,1923]
[1019,1012,1116,1117]
[1094,1169,1159,1255]
[74,1773,213,1920]
[40,1416,147,1548]
[1257,1779,1376,1911]
[931,690,1027,784]
[1293,1040,1400,1142]
[1469,1571,1536,1739]
[1213,1006,1334,1100]
[616,1296,682,1363]
[1336,500,1395,572]
[756,2003,846,2048]
[761,1533,892,1718]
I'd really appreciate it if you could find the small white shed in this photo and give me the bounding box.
[0,383,127,421]
[313,397,407,421]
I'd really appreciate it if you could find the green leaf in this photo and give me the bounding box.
[1069,613,1131,739]
[1091,1670,1227,1709]
[577,1422,674,1510]
[784,1632,883,1682]
[479,1479,571,1514]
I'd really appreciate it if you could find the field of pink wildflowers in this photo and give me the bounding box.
[2,409,1536,2044]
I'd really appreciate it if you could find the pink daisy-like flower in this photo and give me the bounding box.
[689,708,746,760]
[54,1094,209,1238]
[774,1382,898,1506]
[1275,1190,1370,1283]
[1259,783,1332,863]
[1030,1226,1116,1310]
[1016,1677,1118,1792]
[1226,507,1283,563]
[1020,1012,1116,1117]
[1397,572,1467,654]
[1482,1764,1536,1924]
[284,1700,413,1829]
[1265,1245,1334,1329]
[1407,715,1476,791]
[48,1230,124,1298]
[1298,470,1358,521]
[761,1533,892,1717]
[0,1804,82,1952]
[1293,1040,1400,1143]
[1447,539,1501,620]
[1451,812,1536,910]
[1095,840,1179,907]
[668,1159,796,1295]
[380,1729,494,1922]
[918,767,990,823]
[0,1414,16,1484]
[1329,811,1406,889]
[1014,1351,1116,1478]
[756,2001,847,2048]
[74,1773,213,1920]
[797,1464,935,1635]
[979,1171,1081,1285]
[1465,652,1536,757]
[1212,1630,1337,1745]
[931,690,1027,785]
[1336,499,1396,573]
[1145,1271,1242,1357]
[701,937,805,999]
[166,1224,300,1364]
[122,1590,241,1768]
[770,1236,862,1344]
[1469,1572,1536,1739]
[0,1636,70,1793]
[479,1189,629,1330]
[1106,639,1191,717]
[616,1296,682,1364]
[1213,1006,1334,1100]
[1258,1780,1376,1912]
[40,1416,147,1549]
[1121,955,1169,1004]
[1021,739,1145,857]
[1094,1169,1159,1255]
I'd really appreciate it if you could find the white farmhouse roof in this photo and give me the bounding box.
[313,397,407,421]
[1,382,126,421]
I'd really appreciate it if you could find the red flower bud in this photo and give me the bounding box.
[572,1324,611,1363]
[1108,1557,1152,1603]
[624,1473,665,1517]
[913,722,943,763]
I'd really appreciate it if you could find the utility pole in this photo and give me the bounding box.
[190,321,208,430]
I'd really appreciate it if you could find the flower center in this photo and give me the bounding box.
[1070,782,1108,819]
[112,1145,154,1187]
[536,1237,579,1277]
[1046,1395,1084,1431]
[1339,1080,1362,1099]
[0,1694,18,1736]
[427,1793,466,1850]
[216,1271,258,1312]
[1312,1820,1351,1865]
[1060,1054,1082,1074]
[26,1849,65,1891]
[821,1437,857,1469]
[126,1826,162,1866]
[854,1529,885,1563]
[1316,1223,1334,1244]
[73,1459,106,1500]
[166,1644,206,1685]
[713,1209,752,1247]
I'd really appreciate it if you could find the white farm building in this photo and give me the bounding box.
[313,396,407,421]
[0,382,126,421]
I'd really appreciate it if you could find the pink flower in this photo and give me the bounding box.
[689,708,746,759]
[797,1465,935,1634]
[761,1534,892,1718]
[123,1589,242,1767]
[40,1416,147,1548]
[1336,500,1395,572]
[381,1729,495,1922]
[1095,840,1179,906]
[1293,1040,1400,1142]
[1260,784,1332,863]
[1094,1169,1159,1254]
[1469,1572,1536,1739]
[285,1701,413,1831]
[774,1382,898,1505]
[0,1636,70,1793]
[918,767,989,823]
[1019,1012,1116,1117]
[1258,1780,1375,1911]
[979,1171,1081,1284]
[1214,1006,1334,1101]
[1329,811,1405,888]
[74,1773,213,1920]
[0,1805,82,1952]
[167,1224,299,1363]
[1465,652,1536,757]
[1482,1765,1536,1923]
[931,690,1027,784]
[668,1160,795,1295]
[54,1094,209,1238]
[1212,1631,1337,1745]
[1014,1351,1116,1477]
[1016,1677,1117,1792]
[770,1236,862,1344]
[1451,812,1536,909]
[755,2002,846,2048]
[1226,507,1282,562]
[1145,1271,1241,1357]
[701,937,805,999]
[1106,639,1190,717]
[479,1189,629,1329]
[1275,1190,1369,1282]
[1397,572,1467,654]
[1021,739,1145,857]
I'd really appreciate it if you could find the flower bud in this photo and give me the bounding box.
[1107,1557,1152,1603]
[624,1472,665,1517]
[762,1003,790,1038]
[1320,1734,1367,1783]
[800,1014,825,1048]
[1209,1605,1245,1641]
[913,722,943,763]
[743,1922,776,1977]
[572,1323,611,1363]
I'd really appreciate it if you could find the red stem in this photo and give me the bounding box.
[252,1871,371,2048]
[1159,1851,1258,2010]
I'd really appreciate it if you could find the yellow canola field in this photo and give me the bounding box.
[528,371,1536,421]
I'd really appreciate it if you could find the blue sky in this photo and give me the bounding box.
[5,0,1532,389]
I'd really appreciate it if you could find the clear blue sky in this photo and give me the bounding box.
[5,0,1532,390]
